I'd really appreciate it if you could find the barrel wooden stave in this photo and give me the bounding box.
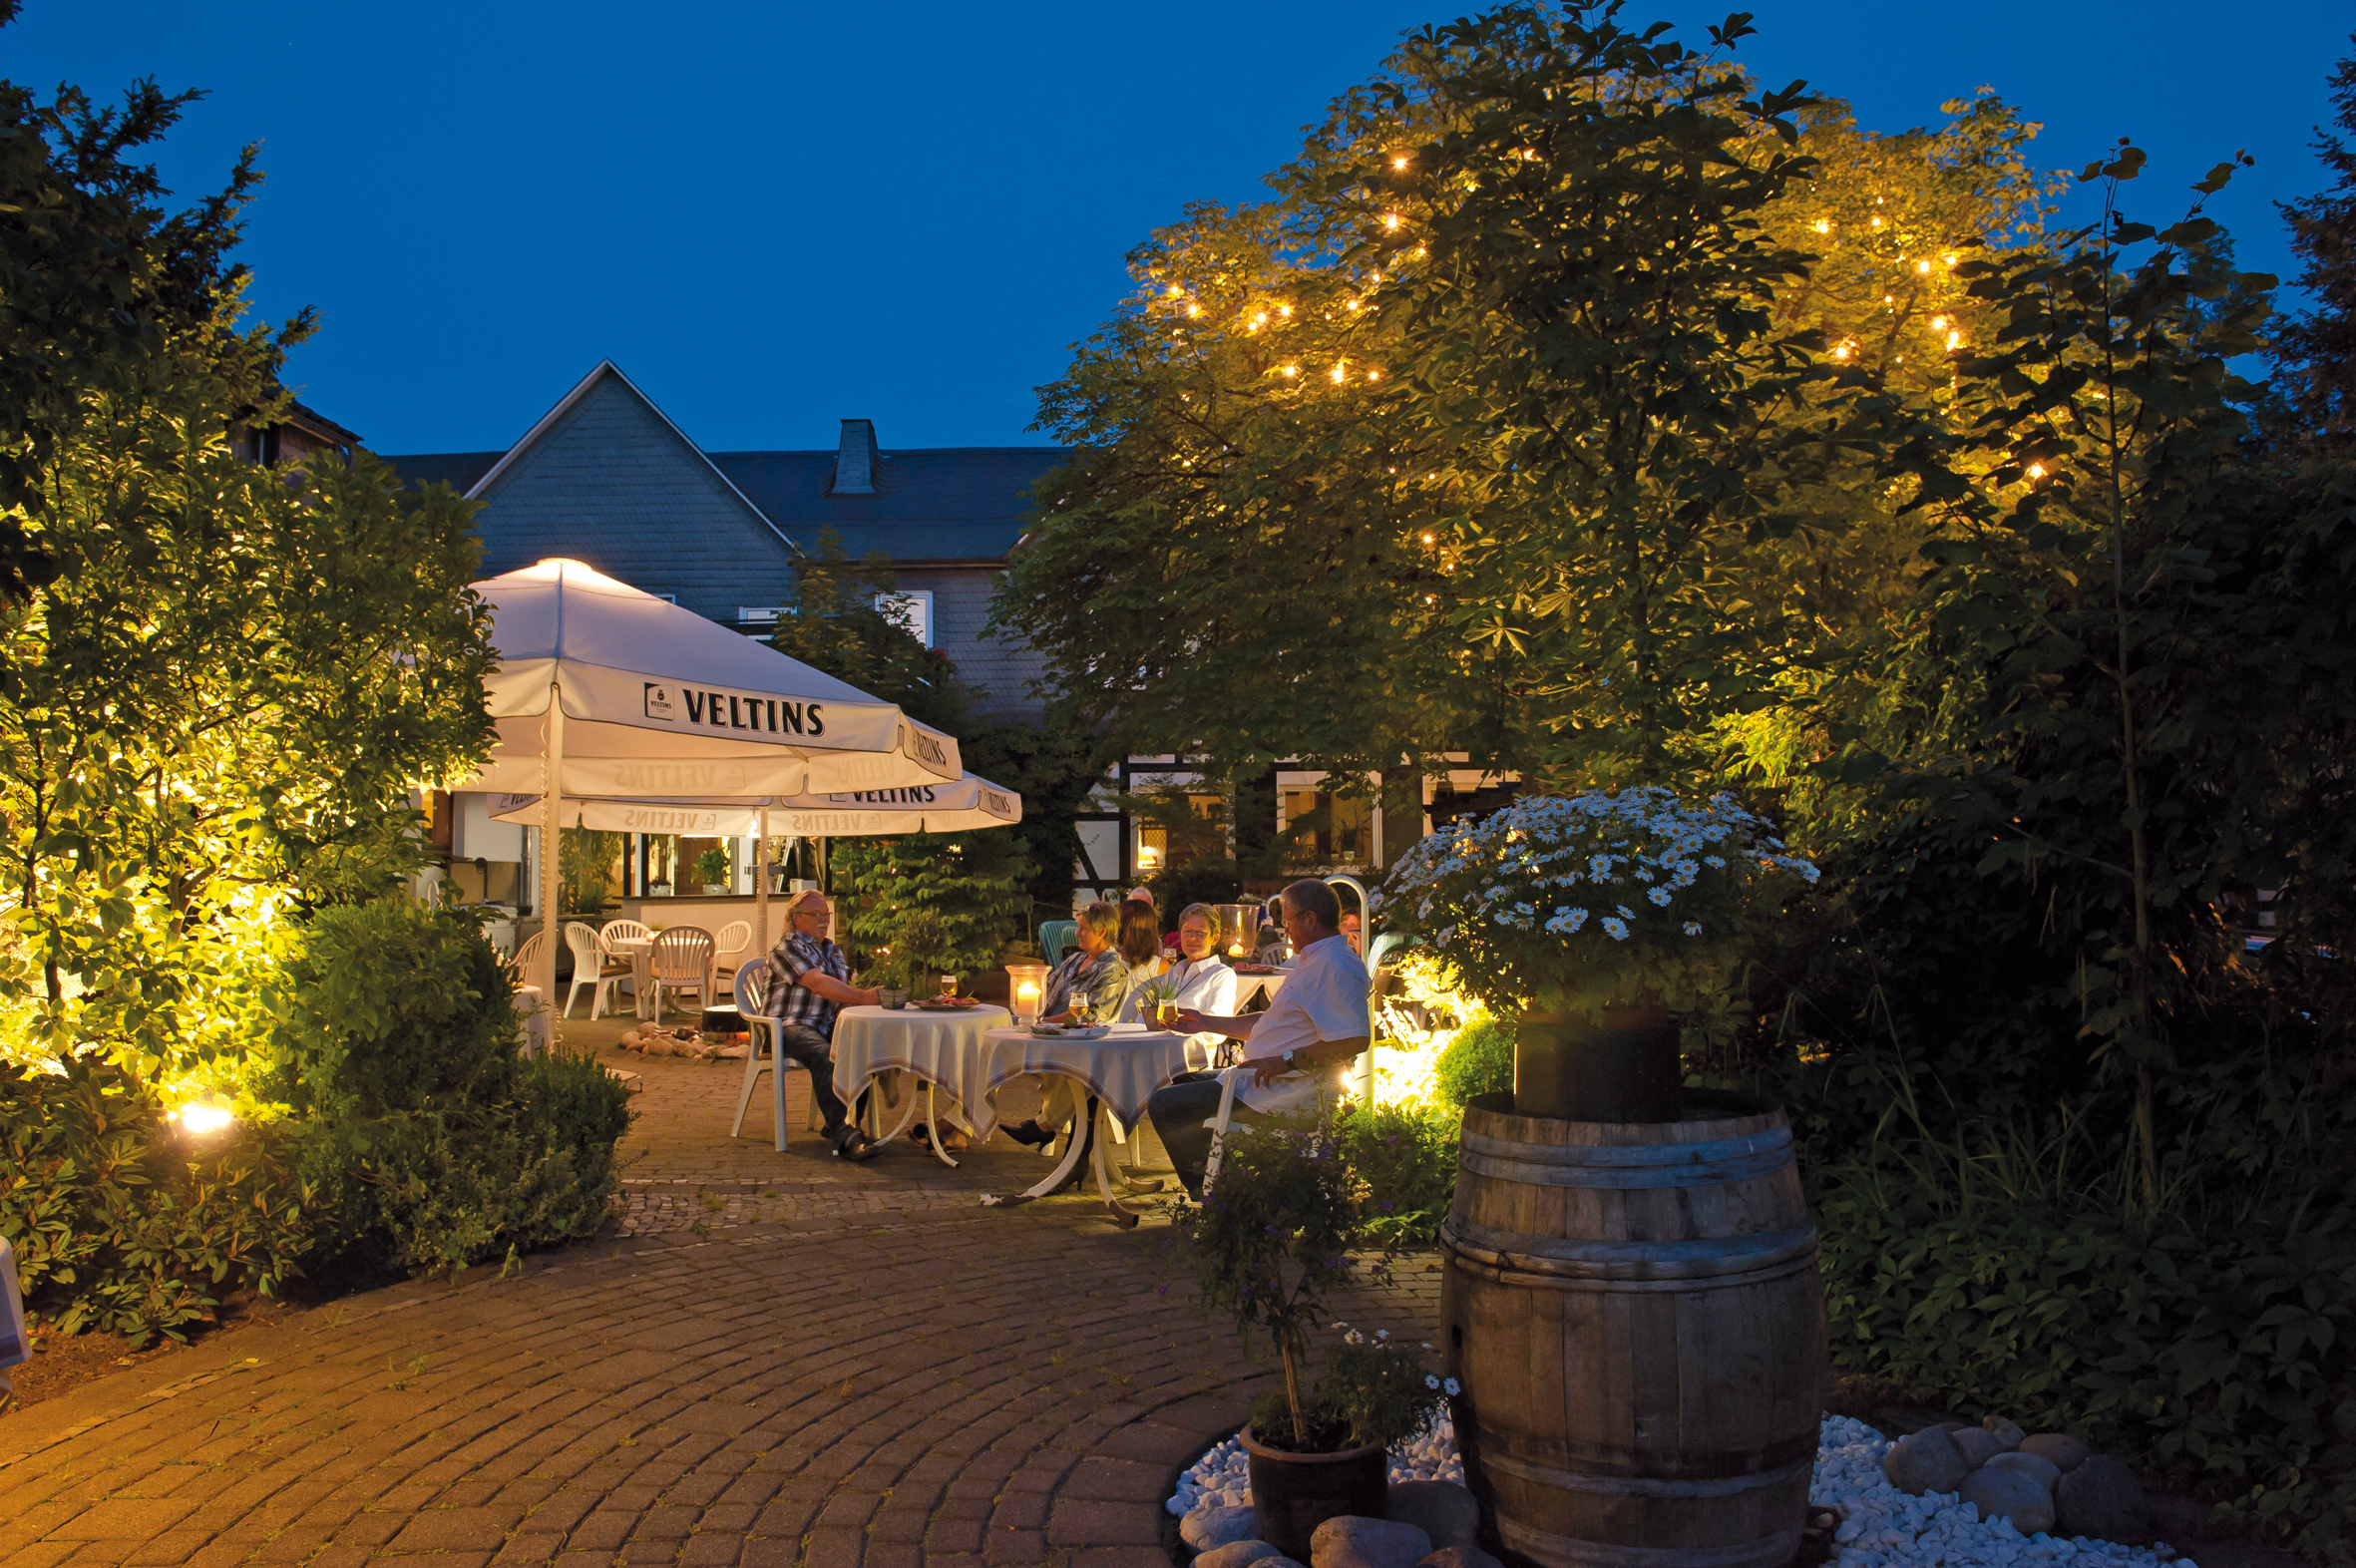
[1442,1090,1825,1568]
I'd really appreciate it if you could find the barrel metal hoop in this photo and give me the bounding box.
[1483,1449,1812,1500]
[1495,1515,1804,1568]
[1439,1220,1820,1283]
[1459,1124,1791,1169]
[1457,1144,1793,1190]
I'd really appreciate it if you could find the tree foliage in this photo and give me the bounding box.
[999,3,2055,794]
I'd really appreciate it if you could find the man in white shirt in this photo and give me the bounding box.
[1149,879,1371,1198]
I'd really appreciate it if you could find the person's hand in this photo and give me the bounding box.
[861,985,882,1006]
[1173,1008,1208,1034]
[1249,1054,1294,1085]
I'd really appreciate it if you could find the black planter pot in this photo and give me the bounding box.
[1513,1005,1681,1122]
[1240,1425,1388,1560]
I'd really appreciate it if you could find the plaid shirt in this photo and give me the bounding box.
[1042,945,1131,1019]
[763,930,854,1036]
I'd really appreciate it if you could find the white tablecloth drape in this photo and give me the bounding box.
[980,1025,1192,1132]
[831,1004,1014,1132]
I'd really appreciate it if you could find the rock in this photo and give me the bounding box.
[2019,1432,2090,1473]
[1197,1540,1282,1568]
[1184,1506,1264,1552]
[1310,1515,1433,1568]
[1881,1427,1969,1497]
[1984,1450,2062,1493]
[1417,1549,1503,1568]
[1980,1415,2026,1451]
[1949,1426,2006,1469]
[2057,1454,2150,1543]
[1386,1481,1480,1550]
[1961,1466,2057,1536]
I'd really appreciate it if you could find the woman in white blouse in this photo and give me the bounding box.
[1118,902,1239,1069]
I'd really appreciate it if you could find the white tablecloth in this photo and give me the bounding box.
[831,1004,1013,1132]
[513,984,553,1057]
[981,1024,1193,1131]
[1232,969,1291,1009]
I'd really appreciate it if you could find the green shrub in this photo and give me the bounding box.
[1335,1098,1459,1247]
[0,1056,311,1345]
[1799,1069,2356,1562]
[1433,1013,1514,1108]
[1148,857,1243,917]
[263,900,631,1276]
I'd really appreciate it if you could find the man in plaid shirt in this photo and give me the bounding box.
[762,891,883,1160]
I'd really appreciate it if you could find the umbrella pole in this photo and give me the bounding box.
[539,683,565,1051]
[755,809,771,972]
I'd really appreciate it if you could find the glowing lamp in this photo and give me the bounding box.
[1215,903,1263,962]
[1005,962,1048,1025]
[178,1102,234,1136]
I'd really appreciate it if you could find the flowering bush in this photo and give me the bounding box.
[1252,1324,1449,1453]
[1380,788,1817,1019]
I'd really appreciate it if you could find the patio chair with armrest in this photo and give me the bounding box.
[509,931,548,983]
[711,920,754,985]
[563,922,632,1019]
[647,926,716,1022]
[1039,920,1077,967]
[731,966,825,1151]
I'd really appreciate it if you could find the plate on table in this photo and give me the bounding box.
[1234,964,1284,975]
[913,997,983,1010]
[1029,1022,1109,1039]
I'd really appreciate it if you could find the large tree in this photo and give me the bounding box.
[998,4,2052,801]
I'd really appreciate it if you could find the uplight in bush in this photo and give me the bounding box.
[175,1102,235,1136]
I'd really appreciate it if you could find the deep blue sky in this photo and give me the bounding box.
[9,2,2347,456]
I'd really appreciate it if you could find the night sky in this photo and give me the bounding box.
[10,2,2348,456]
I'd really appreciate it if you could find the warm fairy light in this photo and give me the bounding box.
[1347,299,1361,310]
[1930,316,1947,329]
[1813,219,1830,234]
[1279,304,1291,316]
[1916,260,1931,273]
[1392,155,1409,171]
[1331,362,1348,383]
[1944,254,1957,267]
[1167,285,1183,296]
[1187,302,1201,317]
[1366,368,1380,381]
[2027,463,2047,480]
[1383,212,1402,230]
[1252,313,1267,329]
[1421,532,1434,543]
[1947,330,1963,350]
[1832,343,1852,361]
[1282,365,1299,377]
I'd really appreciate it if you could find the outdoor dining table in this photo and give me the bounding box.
[1231,966,1292,1009]
[828,1001,1013,1159]
[603,935,717,1022]
[827,1014,1193,1227]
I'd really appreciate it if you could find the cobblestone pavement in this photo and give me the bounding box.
[0,1019,1441,1568]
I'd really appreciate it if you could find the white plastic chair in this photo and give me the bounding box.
[731,966,824,1150]
[647,926,716,1021]
[563,922,630,1019]
[711,920,754,984]
[509,930,548,983]
[1201,1072,1242,1192]
[598,919,652,945]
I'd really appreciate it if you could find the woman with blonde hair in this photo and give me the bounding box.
[1116,902,1239,1069]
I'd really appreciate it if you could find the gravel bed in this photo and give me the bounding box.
[1170,1411,2193,1568]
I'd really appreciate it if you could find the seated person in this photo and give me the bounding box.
[1001,901,1133,1148]
[1040,900,1133,1022]
[1340,909,1364,957]
[760,891,883,1160]
[1116,902,1239,1068]
[1117,899,1166,992]
[1148,879,1372,1199]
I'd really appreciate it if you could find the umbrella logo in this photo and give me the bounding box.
[643,683,675,721]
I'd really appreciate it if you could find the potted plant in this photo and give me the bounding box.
[1179,1120,1445,1558]
[694,847,731,895]
[1378,788,1815,1121]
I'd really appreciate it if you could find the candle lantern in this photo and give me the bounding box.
[1215,903,1263,962]
[1005,961,1049,1025]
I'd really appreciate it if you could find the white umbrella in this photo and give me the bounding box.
[489,777,1021,978]
[487,775,1023,837]
[452,559,965,1008]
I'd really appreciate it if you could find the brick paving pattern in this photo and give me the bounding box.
[0,1018,1439,1567]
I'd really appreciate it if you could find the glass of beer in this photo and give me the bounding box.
[939,973,960,1001]
[1069,986,1092,1025]
[1154,997,1182,1030]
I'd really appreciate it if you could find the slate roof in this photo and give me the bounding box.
[392,451,502,493]
[707,448,1070,563]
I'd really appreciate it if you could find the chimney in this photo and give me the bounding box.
[833,419,878,495]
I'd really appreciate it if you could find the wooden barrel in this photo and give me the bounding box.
[1439,1090,1825,1568]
